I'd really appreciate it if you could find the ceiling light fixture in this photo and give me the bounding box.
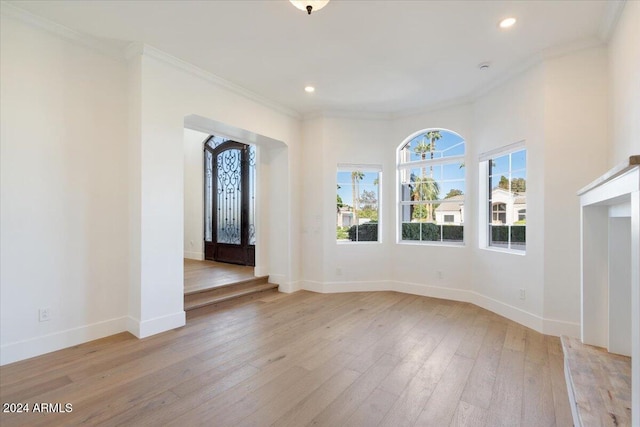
[290,0,330,15]
[478,62,490,70]
[499,17,517,29]
[304,86,315,93]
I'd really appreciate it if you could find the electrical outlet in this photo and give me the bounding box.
[519,289,526,300]
[437,271,443,280]
[39,308,51,322]
[336,267,342,276]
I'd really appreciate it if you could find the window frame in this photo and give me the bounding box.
[336,164,382,244]
[396,129,466,246]
[478,141,527,254]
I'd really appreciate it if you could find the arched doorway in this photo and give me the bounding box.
[203,136,256,266]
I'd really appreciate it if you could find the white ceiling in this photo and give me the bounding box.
[6,0,621,116]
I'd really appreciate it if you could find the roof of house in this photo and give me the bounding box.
[435,195,464,212]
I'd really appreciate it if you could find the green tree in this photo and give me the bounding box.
[411,176,440,222]
[498,175,509,190]
[358,189,378,221]
[511,178,526,192]
[445,189,463,199]
[497,176,526,193]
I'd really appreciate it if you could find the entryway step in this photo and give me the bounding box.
[184,276,278,311]
[561,336,631,427]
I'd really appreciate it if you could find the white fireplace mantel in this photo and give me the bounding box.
[578,155,639,425]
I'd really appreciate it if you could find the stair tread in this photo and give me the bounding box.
[184,282,278,311]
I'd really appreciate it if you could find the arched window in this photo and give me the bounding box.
[397,129,465,243]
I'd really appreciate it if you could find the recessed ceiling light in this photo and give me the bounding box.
[499,17,516,29]
[304,86,315,93]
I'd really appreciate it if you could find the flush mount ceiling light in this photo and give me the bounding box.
[304,86,315,93]
[290,0,330,15]
[499,17,517,29]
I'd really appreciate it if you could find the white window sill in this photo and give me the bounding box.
[397,241,465,248]
[336,241,381,245]
[481,246,526,256]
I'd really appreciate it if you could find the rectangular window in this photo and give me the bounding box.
[444,215,454,223]
[483,145,526,252]
[337,165,381,243]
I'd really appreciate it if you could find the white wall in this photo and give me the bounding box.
[0,9,302,363]
[183,128,207,260]
[391,105,474,297]
[299,48,610,336]
[0,12,130,364]
[471,65,547,328]
[542,47,609,332]
[3,1,634,365]
[126,45,302,335]
[608,0,640,167]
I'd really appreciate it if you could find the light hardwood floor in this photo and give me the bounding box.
[0,291,572,426]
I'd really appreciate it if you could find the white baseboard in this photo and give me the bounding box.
[184,251,203,260]
[299,279,579,338]
[0,316,129,366]
[469,291,544,332]
[543,318,581,338]
[127,311,186,339]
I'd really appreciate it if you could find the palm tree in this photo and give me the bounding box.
[411,176,440,221]
[414,139,430,177]
[413,130,442,178]
[351,171,364,224]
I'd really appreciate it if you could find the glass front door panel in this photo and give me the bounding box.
[216,149,242,244]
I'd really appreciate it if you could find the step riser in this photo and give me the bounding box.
[184,277,268,304]
[186,288,279,318]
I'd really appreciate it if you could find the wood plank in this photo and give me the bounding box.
[0,291,573,427]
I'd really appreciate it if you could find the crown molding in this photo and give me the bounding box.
[469,36,604,104]
[127,43,301,120]
[599,0,626,42]
[1,2,299,120]
[0,1,125,61]
[390,96,474,120]
[303,110,393,121]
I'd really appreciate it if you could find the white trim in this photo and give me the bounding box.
[184,251,204,260]
[481,246,526,256]
[127,311,186,339]
[0,2,125,61]
[298,279,580,337]
[304,110,393,121]
[543,318,582,338]
[0,316,129,366]
[278,282,299,293]
[479,140,526,162]
[337,163,383,172]
[126,43,300,120]
[398,154,465,171]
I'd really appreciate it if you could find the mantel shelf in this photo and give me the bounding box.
[577,155,640,196]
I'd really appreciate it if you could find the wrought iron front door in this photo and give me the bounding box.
[204,138,255,266]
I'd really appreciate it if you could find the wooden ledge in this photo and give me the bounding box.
[561,336,631,426]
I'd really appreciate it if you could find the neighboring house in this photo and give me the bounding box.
[337,207,372,227]
[337,206,353,228]
[434,195,465,225]
[490,188,527,225]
